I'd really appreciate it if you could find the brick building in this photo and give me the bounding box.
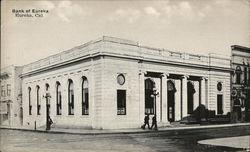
[231,45,250,122]
[0,65,22,127]
[19,36,232,129]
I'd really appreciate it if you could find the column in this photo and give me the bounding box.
[200,77,206,106]
[139,70,146,124]
[175,80,181,121]
[160,73,168,123]
[181,75,188,118]
[72,75,81,117]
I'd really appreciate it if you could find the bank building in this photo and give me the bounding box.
[1,36,232,129]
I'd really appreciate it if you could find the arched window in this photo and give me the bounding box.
[28,87,32,115]
[82,77,89,115]
[145,79,154,114]
[56,82,62,115]
[68,79,74,115]
[36,86,41,115]
[236,66,242,84]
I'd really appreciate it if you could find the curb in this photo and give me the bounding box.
[1,123,250,135]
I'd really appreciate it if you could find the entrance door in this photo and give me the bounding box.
[187,81,195,114]
[167,81,176,122]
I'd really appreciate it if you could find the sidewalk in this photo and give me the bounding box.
[1,122,250,135]
[198,136,250,150]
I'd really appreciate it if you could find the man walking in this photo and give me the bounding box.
[141,114,150,129]
[151,115,158,130]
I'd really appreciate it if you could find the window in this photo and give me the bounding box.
[1,85,5,97]
[28,87,32,115]
[7,84,11,96]
[235,66,242,84]
[248,67,250,85]
[82,77,89,115]
[244,67,247,84]
[117,74,125,85]
[217,95,223,114]
[36,86,41,115]
[217,82,222,91]
[145,79,154,114]
[68,79,74,115]
[117,90,126,115]
[56,82,62,115]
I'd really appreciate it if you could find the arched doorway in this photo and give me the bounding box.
[187,81,196,114]
[145,79,154,114]
[167,80,176,122]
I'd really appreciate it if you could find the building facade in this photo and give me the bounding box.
[231,45,250,122]
[19,36,231,129]
[0,65,22,127]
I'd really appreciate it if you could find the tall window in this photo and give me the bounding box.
[7,84,11,96]
[248,67,250,84]
[82,77,89,115]
[36,86,41,115]
[28,87,32,115]
[145,79,154,114]
[244,67,247,84]
[117,90,126,115]
[236,66,242,84]
[68,79,74,115]
[56,82,62,115]
[217,95,223,114]
[1,85,5,97]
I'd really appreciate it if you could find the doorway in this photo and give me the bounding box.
[187,81,195,114]
[167,80,176,122]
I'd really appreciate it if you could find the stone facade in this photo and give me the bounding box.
[0,65,22,127]
[231,45,250,122]
[19,36,231,129]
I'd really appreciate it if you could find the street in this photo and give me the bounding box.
[0,125,249,152]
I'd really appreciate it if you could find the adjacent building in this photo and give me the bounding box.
[19,36,231,129]
[0,65,22,127]
[231,45,250,122]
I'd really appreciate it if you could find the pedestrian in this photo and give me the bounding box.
[151,115,158,130]
[47,116,53,130]
[141,114,150,129]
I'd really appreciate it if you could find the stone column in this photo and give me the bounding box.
[181,75,188,118]
[200,77,206,106]
[139,70,146,124]
[160,73,169,124]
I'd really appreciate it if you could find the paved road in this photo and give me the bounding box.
[1,125,249,152]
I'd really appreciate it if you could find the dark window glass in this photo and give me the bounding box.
[28,87,32,115]
[37,86,41,115]
[145,79,154,114]
[236,66,242,84]
[56,82,62,115]
[187,81,195,114]
[68,79,74,115]
[82,77,89,115]
[217,95,223,114]
[244,67,247,84]
[117,90,126,115]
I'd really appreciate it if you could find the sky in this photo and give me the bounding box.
[1,0,250,68]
